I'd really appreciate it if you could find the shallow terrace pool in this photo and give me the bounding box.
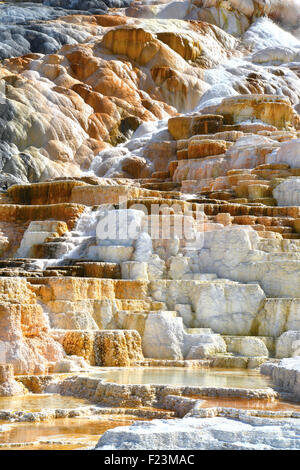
[88,367,272,388]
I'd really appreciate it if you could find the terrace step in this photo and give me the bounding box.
[186,328,213,334]
[44,266,84,277]
[32,242,74,259]
[282,233,300,239]
[151,171,170,179]
[75,262,121,279]
[210,354,268,369]
[141,182,181,191]
[264,226,294,234]
[0,259,46,270]
[222,335,275,357]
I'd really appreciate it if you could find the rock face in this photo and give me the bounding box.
[274,176,300,206]
[224,336,269,357]
[142,312,226,359]
[261,357,300,400]
[17,220,69,258]
[149,278,266,335]
[276,331,300,358]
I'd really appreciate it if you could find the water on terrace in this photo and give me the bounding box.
[86,366,272,388]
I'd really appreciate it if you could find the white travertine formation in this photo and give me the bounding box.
[224,336,269,357]
[121,261,149,280]
[276,331,300,358]
[142,312,226,360]
[197,227,300,298]
[269,141,300,170]
[273,177,300,206]
[96,414,300,450]
[88,245,134,263]
[261,357,300,399]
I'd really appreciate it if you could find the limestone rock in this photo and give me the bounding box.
[0,364,27,397]
[88,245,134,263]
[257,299,300,337]
[0,2,136,60]
[121,262,149,280]
[274,177,300,206]
[142,312,226,360]
[150,277,266,335]
[52,355,90,373]
[276,331,300,359]
[188,139,230,159]
[8,181,86,205]
[17,219,69,258]
[185,333,227,359]
[224,336,269,357]
[270,141,300,171]
[142,313,185,360]
[0,2,299,188]
[0,278,64,374]
[202,95,296,129]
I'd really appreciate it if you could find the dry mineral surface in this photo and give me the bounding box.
[0,0,300,451]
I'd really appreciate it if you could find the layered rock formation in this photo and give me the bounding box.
[4,172,300,367]
[262,356,300,400]
[0,12,239,186]
[1,2,300,451]
[1,0,300,188]
[0,277,64,374]
[95,413,300,450]
[61,329,144,366]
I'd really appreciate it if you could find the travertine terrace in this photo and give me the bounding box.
[1,0,300,451]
